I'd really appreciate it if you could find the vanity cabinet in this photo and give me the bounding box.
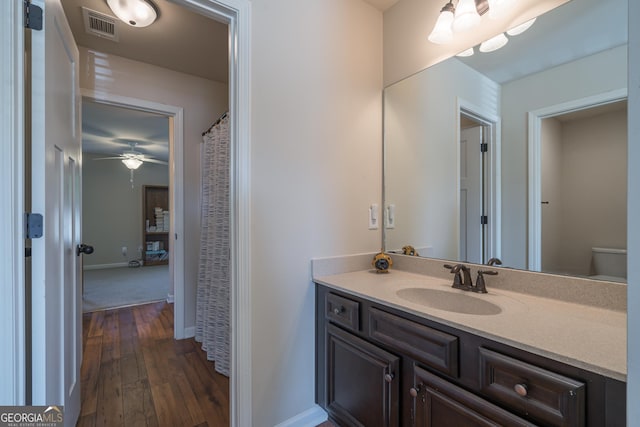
[326,324,400,427]
[412,365,534,426]
[315,284,625,427]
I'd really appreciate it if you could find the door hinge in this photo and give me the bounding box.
[480,142,488,153]
[481,215,488,225]
[25,213,44,239]
[24,0,43,31]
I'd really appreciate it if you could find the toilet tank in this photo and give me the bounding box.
[590,247,627,280]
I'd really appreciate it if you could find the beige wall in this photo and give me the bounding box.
[249,0,383,423]
[82,152,169,267]
[78,46,228,326]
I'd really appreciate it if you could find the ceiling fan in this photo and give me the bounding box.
[93,142,168,170]
[94,142,168,187]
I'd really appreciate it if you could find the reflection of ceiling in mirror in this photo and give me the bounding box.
[457,0,627,84]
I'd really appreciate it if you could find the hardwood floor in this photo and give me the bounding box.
[79,302,229,426]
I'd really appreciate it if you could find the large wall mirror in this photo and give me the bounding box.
[383,0,628,282]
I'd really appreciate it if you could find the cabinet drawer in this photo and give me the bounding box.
[479,348,585,427]
[368,308,458,377]
[326,293,360,331]
[413,365,535,426]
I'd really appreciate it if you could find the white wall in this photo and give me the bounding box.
[501,46,627,269]
[78,47,228,327]
[382,0,567,86]
[249,0,383,424]
[384,58,499,259]
[82,152,169,267]
[627,0,639,422]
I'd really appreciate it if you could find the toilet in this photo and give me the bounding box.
[590,247,627,282]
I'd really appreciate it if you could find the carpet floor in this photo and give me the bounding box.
[83,265,169,312]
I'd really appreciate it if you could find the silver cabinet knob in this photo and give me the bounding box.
[384,373,394,383]
[333,307,342,315]
[514,383,528,397]
[409,387,419,398]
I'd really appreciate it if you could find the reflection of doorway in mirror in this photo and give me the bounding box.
[459,113,490,264]
[534,99,627,279]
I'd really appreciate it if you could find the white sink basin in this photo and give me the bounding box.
[396,288,502,315]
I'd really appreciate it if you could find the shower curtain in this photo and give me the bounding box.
[195,113,230,376]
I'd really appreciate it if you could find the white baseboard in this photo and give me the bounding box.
[274,405,328,427]
[83,262,129,271]
[183,326,195,339]
[166,293,175,303]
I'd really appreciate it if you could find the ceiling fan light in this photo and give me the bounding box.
[428,2,455,44]
[122,158,143,169]
[506,18,536,36]
[453,0,481,32]
[107,0,157,28]
[480,32,509,53]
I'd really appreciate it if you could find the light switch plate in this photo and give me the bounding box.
[369,204,379,230]
[386,204,395,229]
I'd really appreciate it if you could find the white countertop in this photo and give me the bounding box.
[314,269,626,381]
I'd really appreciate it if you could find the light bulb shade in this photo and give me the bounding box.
[107,0,157,27]
[122,158,143,169]
[453,0,481,32]
[480,33,509,53]
[428,4,455,44]
[456,47,475,57]
[487,0,513,19]
[506,18,536,36]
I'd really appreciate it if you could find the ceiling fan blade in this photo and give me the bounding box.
[142,158,168,165]
[93,157,124,160]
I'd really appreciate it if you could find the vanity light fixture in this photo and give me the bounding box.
[428,1,456,44]
[452,0,482,32]
[506,17,536,36]
[479,32,509,52]
[428,0,523,45]
[456,47,475,57]
[107,0,157,28]
[486,0,513,19]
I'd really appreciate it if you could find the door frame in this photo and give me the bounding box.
[82,90,187,337]
[1,0,252,424]
[456,98,501,264]
[0,0,26,406]
[526,88,627,271]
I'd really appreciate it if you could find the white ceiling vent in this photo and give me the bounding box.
[82,7,119,41]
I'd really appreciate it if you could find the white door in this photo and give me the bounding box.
[460,126,483,264]
[30,0,82,425]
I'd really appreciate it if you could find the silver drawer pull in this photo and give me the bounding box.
[333,306,343,315]
[384,373,394,383]
[514,383,528,397]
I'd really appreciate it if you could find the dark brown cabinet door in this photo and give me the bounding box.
[412,366,535,427]
[326,324,400,427]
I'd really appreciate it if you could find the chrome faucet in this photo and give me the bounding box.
[444,264,473,290]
